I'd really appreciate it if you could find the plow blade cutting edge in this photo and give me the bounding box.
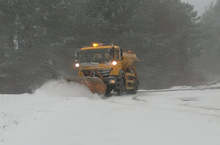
[66,77,107,95]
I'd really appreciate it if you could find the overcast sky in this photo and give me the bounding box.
[183,0,215,15]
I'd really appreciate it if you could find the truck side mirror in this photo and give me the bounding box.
[120,49,123,60]
[73,51,79,60]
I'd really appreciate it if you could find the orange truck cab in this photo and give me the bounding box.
[73,43,139,96]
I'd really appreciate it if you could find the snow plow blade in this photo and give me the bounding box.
[66,77,107,95]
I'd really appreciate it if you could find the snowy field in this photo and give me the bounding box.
[1,80,220,145]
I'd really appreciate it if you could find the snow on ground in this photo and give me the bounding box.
[1,80,220,145]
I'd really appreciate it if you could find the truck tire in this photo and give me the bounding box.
[116,71,125,96]
[127,79,138,94]
[105,85,112,97]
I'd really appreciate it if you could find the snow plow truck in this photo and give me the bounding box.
[72,43,139,96]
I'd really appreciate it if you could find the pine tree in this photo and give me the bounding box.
[198,0,220,74]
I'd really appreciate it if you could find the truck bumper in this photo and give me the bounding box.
[103,76,118,85]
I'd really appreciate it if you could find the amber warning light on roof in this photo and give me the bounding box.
[92,43,99,47]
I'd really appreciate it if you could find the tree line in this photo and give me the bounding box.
[194,0,220,80]
[0,0,218,93]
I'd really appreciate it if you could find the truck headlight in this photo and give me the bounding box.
[109,79,116,84]
[112,60,117,66]
[75,63,80,68]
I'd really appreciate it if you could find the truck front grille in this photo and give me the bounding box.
[82,69,111,78]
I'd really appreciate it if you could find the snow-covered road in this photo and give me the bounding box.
[1,80,220,145]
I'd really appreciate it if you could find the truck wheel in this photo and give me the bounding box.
[127,79,138,94]
[116,72,125,96]
[116,79,123,96]
[105,85,112,97]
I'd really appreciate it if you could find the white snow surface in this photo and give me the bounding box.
[1,80,220,145]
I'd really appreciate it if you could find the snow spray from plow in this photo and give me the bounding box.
[33,80,97,98]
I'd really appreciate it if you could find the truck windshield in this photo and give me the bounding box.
[78,48,113,63]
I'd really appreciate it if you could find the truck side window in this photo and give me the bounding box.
[109,49,114,58]
[120,48,123,60]
[114,49,119,60]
